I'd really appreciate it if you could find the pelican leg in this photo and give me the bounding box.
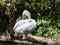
[14,32,18,37]
[22,33,27,40]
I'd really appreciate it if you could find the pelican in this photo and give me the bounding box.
[13,10,37,39]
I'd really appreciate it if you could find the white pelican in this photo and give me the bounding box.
[13,10,37,39]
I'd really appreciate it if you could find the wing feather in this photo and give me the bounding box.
[14,19,36,33]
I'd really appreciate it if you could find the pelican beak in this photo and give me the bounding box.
[23,15,28,19]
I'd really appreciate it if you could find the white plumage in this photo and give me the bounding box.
[13,10,36,39]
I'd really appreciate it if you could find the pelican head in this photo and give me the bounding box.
[22,10,31,19]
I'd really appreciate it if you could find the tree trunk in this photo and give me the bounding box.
[7,3,14,38]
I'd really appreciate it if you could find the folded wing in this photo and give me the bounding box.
[14,19,36,33]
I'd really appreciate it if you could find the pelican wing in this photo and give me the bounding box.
[14,19,36,33]
[13,19,31,30]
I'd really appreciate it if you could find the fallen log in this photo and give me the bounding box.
[0,32,60,45]
[27,34,60,45]
[0,31,33,45]
[0,39,33,45]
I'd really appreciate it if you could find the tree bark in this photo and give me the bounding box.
[7,3,14,38]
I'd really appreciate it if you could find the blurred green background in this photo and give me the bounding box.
[0,0,60,37]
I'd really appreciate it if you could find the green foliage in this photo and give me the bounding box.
[0,0,60,37]
[35,17,60,37]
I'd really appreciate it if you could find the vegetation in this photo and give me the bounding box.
[0,0,60,37]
